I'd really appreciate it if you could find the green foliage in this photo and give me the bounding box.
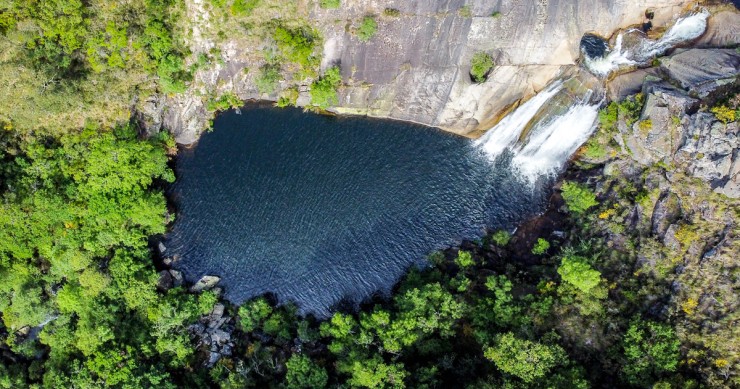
[277,87,300,107]
[256,64,282,94]
[274,26,320,69]
[207,92,243,112]
[484,332,566,383]
[458,5,472,18]
[310,66,342,109]
[357,16,378,42]
[561,181,598,215]
[319,0,341,9]
[238,297,273,332]
[470,52,494,83]
[455,250,475,268]
[285,354,329,388]
[622,320,680,385]
[532,238,551,255]
[231,0,261,16]
[491,230,511,246]
[383,8,401,17]
[710,105,736,124]
[557,256,601,294]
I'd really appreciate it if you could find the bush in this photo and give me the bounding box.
[276,87,299,107]
[470,52,494,83]
[561,181,598,215]
[557,256,601,294]
[255,65,282,94]
[310,66,342,108]
[458,5,472,18]
[484,332,566,383]
[622,320,680,385]
[455,250,475,268]
[710,105,736,124]
[532,238,550,255]
[274,26,319,69]
[357,16,377,42]
[383,8,401,17]
[231,0,260,15]
[319,0,340,9]
[206,92,242,112]
[491,230,511,246]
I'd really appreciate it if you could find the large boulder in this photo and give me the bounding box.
[660,49,740,98]
[190,275,221,293]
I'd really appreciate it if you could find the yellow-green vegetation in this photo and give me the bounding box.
[532,238,551,255]
[710,105,736,123]
[277,87,300,107]
[206,91,243,112]
[0,0,189,135]
[561,181,598,214]
[310,66,342,109]
[383,8,401,17]
[319,0,341,9]
[470,52,494,83]
[0,125,217,385]
[490,229,512,246]
[356,16,378,42]
[458,5,472,18]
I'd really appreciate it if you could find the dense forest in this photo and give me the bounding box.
[1,0,739,388]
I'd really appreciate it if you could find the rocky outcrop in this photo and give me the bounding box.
[617,48,740,198]
[189,303,235,367]
[141,0,701,144]
[660,48,740,98]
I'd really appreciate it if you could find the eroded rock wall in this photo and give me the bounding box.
[159,0,696,144]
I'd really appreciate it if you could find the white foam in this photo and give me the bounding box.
[475,81,563,157]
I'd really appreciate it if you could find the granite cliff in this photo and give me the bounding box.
[138,0,724,144]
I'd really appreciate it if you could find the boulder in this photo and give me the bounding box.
[169,269,184,287]
[157,270,174,291]
[190,275,220,293]
[676,113,740,198]
[660,49,740,98]
[651,192,681,239]
[694,11,740,48]
[607,68,659,101]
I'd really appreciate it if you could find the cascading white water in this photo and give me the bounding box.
[475,81,563,157]
[511,100,600,182]
[583,34,636,77]
[583,10,710,77]
[476,80,599,183]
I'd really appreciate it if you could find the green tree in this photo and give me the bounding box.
[454,250,474,268]
[622,320,680,386]
[470,52,494,83]
[285,354,328,389]
[357,17,377,42]
[560,181,598,215]
[484,332,566,383]
[557,255,602,294]
[310,66,342,109]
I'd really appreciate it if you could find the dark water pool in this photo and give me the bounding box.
[165,105,546,317]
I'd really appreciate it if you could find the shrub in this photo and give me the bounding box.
[622,320,680,386]
[357,16,377,42]
[484,332,566,383]
[276,87,299,107]
[458,5,472,18]
[491,230,511,246]
[319,0,340,9]
[383,8,401,17]
[557,255,601,294]
[582,138,607,160]
[710,105,736,124]
[470,52,494,83]
[206,92,242,112]
[531,238,550,255]
[491,11,501,17]
[455,250,475,268]
[231,0,260,15]
[561,181,598,215]
[637,119,652,135]
[255,64,281,94]
[274,26,319,69]
[310,66,342,108]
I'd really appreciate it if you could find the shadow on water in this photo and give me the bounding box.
[165,105,548,317]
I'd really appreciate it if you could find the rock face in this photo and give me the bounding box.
[660,48,740,98]
[619,48,740,198]
[144,0,696,144]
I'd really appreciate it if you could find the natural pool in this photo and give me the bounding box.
[165,105,546,317]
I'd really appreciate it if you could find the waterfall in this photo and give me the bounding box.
[583,10,710,77]
[475,81,563,157]
[475,79,600,182]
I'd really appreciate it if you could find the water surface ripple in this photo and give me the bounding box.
[166,105,545,317]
